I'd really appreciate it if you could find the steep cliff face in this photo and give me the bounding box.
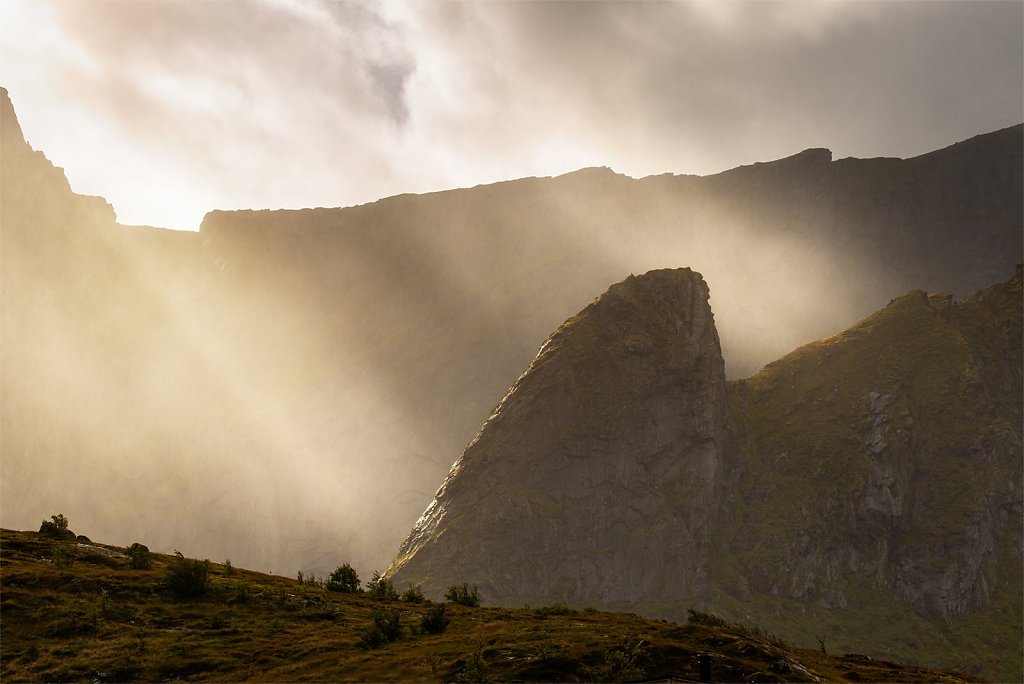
[388,267,1022,681]
[389,269,737,607]
[3,84,1021,590]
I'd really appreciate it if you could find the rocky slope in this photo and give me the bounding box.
[2,84,1021,587]
[389,269,737,606]
[387,267,1022,681]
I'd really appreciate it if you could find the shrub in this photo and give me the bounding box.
[223,558,234,576]
[587,640,647,682]
[686,608,729,628]
[445,582,480,607]
[229,582,252,604]
[39,513,71,538]
[455,643,488,683]
[165,551,211,598]
[52,546,75,568]
[535,602,576,617]
[402,584,426,603]
[326,563,361,593]
[420,603,449,634]
[125,543,152,570]
[366,571,399,601]
[356,608,402,649]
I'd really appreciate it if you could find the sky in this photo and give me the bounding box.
[1,0,1021,230]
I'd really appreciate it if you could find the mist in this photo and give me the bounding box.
[3,70,1020,582]
[1,0,1022,581]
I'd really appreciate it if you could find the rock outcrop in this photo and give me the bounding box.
[388,267,1023,681]
[389,269,736,606]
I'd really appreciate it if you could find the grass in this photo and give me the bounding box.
[714,273,1023,683]
[0,529,976,682]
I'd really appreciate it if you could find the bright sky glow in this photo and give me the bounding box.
[1,0,1021,229]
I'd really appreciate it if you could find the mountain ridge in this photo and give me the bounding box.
[2,84,1021,605]
[387,266,1022,680]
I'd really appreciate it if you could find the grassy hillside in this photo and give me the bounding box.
[718,271,1022,682]
[0,529,975,683]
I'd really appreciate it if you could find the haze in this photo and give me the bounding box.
[0,0,1021,229]
[0,1,1022,584]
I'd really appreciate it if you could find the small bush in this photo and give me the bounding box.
[229,582,252,604]
[52,546,75,568]
[165,551,211,598]
[125,543,152,570]
[535,602,576,617]
[455,643,488,683]
[223,558,234,576]
[357,608,402,649]
[326,563,361,593]
[445,582,480,607]
[686,608,729,628]
[587,640,648,682]
[420,603,449,634]
[39,513,71,538]
[402,584,426,603]
[367,571,400,601]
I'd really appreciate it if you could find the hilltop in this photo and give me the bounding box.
[0,528,976,683]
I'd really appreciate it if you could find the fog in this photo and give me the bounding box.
[1,0,1022,581]
[4,79,1020,580]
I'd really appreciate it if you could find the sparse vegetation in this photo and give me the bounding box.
[420,603,449,634]
[357,608,403,649]
[51,545,75,568]
[366,571,400,601]
[402,583,426,603]
[454,642,488,683]
[445,582,480,607]
[124,543,152,570]
[38,513,69,538]
[686,608,728,628]
[164,551,211,598]
[586,639,648,682]
[535,602,576,617]
[0,528,979,683]
[326,562,361,593]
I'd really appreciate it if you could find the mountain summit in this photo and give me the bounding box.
[389,268,736,604]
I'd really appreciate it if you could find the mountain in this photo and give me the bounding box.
[0,528,975,683]
[1,84,1021,587]
[386,267,1022,681]
[388,268,737,604]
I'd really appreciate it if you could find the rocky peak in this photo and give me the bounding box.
[388,268,736,607]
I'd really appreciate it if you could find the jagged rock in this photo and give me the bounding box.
[389,267,1022,681]
[388,268,737,607]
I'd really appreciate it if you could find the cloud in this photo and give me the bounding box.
[0,0,1020,227]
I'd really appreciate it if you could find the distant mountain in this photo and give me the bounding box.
[386,267,1022,681]
[1,84,1021,588]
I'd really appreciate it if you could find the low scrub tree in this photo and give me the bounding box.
[445,582,480,607]
[165,551,211,598]
[125,543,152,570]
[366,571,399,600]
[357,608,402,649]
[420,603,449,634]
[326,563,361,593]
[402,584,426,603]
[39,513,71,538]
